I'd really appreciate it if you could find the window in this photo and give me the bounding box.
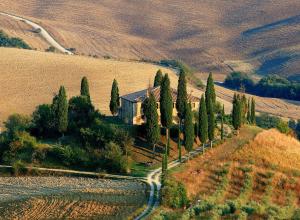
[173,103,175,108]
[192,103,195,108]
[156,103,159,109]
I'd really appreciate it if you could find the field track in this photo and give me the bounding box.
[0,12,73,54]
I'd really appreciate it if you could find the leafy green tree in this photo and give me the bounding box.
[154,69,163,87]
[68,96,95,132]
[221,105,225,140]
[184,103,194,158]
[144,92,160,157]
[208,98,215,148]
[250,98,256,124]
[32,104,55,137]
[4,114,31,139]
[176,69,187,162]
[54,86,68,135]
[198,95,208,153]
[80,76,90,100]
[205,73,216,111]
[109,79,120,116]
[160,74,173,156]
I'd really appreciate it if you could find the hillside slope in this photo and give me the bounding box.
[0,48,181,124]
[171,126,300,219]
[1,48,300,125]
[1,0,300,78]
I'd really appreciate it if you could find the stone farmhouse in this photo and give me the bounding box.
[119,87,200,125]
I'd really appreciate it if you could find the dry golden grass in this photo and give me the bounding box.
[2,0,300,77]
[213,84,300,120]
[0,48,235,126]
[172,126,300,209]
[231,129,300,172]
[172,126,262,197]
[0,47,180,124]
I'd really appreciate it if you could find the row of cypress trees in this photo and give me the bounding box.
[232,93,256,131]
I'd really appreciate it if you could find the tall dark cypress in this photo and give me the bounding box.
[247,98,251,123]
[184,102,194,159]
[109,79,120,116]
[160,74,173,156]
[154,69,163,87]
[205,73,216,112]
[176,69,187,162]
[144,92,160,157]
[208,98,215,148]
[80,76,90,100]
[221,105,225,140]
[241,94,247,124]
[198,95,208,153]
[232,93,242,131]
[55,86,68,135]
[251,98,256,124]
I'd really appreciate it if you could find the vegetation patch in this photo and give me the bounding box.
[0,30,31,49]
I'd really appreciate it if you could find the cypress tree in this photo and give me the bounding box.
[109,79,120,116]
[208,98,215,148]
[205,73,216,112]
[55,86,68,135]
[184,102,194,159]
[232,93,242,131]
[198,95,208,153]
[154,69,163,87]
[80,76,90,100]
[247,98,251,123]
[241,94,247,124]
[176,69,187,162]
[251,98,256,124]
[221,105,225,140]
[144,92,160,157]
[160,74,173,156]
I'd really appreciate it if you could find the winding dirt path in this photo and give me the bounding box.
[0,12,73,55]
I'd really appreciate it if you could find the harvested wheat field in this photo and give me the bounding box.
[0,48,237,126]
[0,47,181,124]
[171,126,300,218]
[213,84,300,120]
[0,177,147,220]
[2,0,300,78]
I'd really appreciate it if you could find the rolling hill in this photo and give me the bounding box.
[1,47,300,126]
[170,126,300,219]
[1,0,300,79]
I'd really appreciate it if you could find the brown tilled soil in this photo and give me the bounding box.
[0,177,147,220]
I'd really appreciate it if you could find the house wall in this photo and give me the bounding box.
[125,100,200,125]
[119,98,134,124]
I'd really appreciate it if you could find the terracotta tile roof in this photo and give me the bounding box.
[121,86,200,103]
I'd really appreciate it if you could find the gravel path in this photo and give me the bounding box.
[0,12,73,55]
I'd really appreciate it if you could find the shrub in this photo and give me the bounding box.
[103,142,131,173]
[224,72,255,92]
[12,160,27,176]
[161,177,189,209]
[4,114,32,139]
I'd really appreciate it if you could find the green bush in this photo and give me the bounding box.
[161,177,189,209]
[0,30,31,49]
[12,160,27,176]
